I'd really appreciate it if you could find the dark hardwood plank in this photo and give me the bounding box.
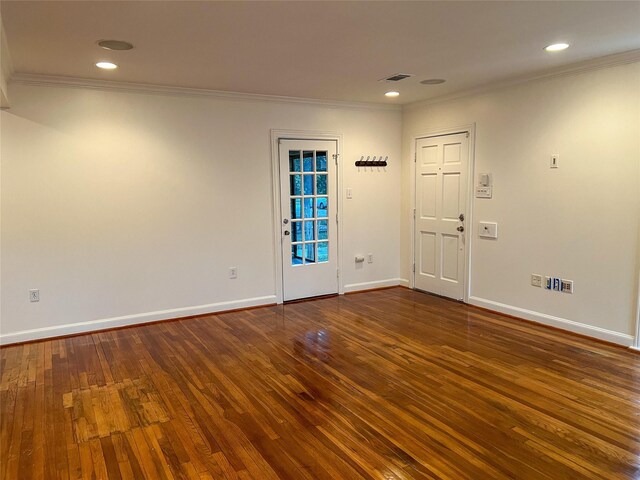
[1,288,639,479]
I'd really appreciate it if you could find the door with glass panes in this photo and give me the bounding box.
[279,140,338,301]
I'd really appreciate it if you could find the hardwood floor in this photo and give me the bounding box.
[1,287,639,479]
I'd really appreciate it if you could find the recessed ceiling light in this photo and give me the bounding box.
[96,62,118,70]
[97,40,134,51]
[385,91,400,97]
[420,78,446,85]
[545,43,569,52]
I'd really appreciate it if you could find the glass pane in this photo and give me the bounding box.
[305,243,315,263]
[303,174,314,195]
[316,197,328,218]
[291,244,303,265]
[303,198,314,218]
[304,221,315,241]
[303,151,314,172]
[316,174,327,195]
[291,221,302,242]
[317,220,328,240]
[291,198,302,219]
[290,175,301,196]
[318,242,328,263]
[289,151,301,172]
[316,151,327,172]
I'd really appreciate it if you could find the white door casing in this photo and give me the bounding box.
[414,132,469,300]
[279,139,338,301]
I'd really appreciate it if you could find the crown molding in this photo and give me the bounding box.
[404,49,640,111]
[9,49,639,112]
[9,73,401,112]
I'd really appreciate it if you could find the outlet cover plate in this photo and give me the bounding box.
[478,222,498,238]
[545,277,562,290]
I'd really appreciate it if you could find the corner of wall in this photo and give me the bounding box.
[0,12,14,108]
[400,61,640,346]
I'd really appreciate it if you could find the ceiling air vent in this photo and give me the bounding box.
[380,73,414,82]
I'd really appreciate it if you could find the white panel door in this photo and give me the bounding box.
[414,132,469,300]
[279,140,338,301]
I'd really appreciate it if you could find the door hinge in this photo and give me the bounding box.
[336,213,339,224]
[466,132,469,138]
[333,153,339,165]
[337,268,340,278]
[412,263,415,273]
[414,152,416,162]
[413,208,416,219]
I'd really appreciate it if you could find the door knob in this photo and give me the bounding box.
[284,230,290,236]
[458,213,465,222]
[456,226,464,232]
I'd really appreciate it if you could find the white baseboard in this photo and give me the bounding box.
[0,295,277,346]
[629,346,640,352]
[468,296,635,346]
[343,278,406,293]
[6,291,632,348]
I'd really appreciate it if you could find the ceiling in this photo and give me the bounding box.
[2,1,639,105]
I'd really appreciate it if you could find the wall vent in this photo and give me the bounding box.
[380,73,414,82]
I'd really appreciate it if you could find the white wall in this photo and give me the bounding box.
[402,62,640,345]
[3,61,638,347]
[0,83,402,343]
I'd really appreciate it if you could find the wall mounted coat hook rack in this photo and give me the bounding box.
[355,155,388,167]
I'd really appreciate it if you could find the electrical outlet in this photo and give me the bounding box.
[531,274,542,287]
[545,276,564,291]
[561,279,573,294]
[229,267,237,279]
[367,253,373,264]
[29,289,40,302]
[346,188,353,199]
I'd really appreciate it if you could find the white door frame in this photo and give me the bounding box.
[409,124,476,303]
[270,129,344,304]
[634,271,640,350]
[634,219,640,349]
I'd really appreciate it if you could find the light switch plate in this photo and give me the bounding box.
[29,289,40,302]
[478,222,498,238]
[475,186,492,198]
